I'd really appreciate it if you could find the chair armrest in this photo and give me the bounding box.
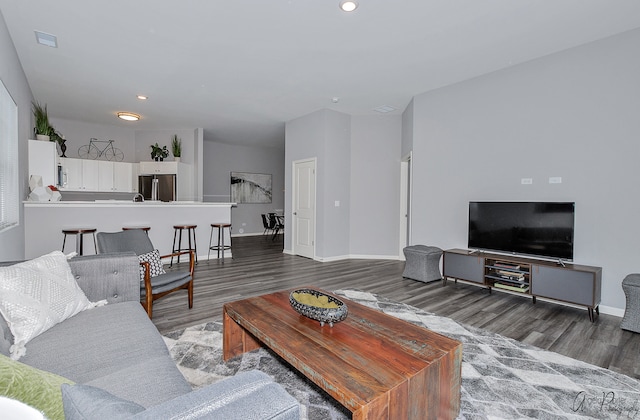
[68,252,140,304]
[160,250,195,277]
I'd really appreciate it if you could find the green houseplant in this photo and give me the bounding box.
[171,134,182,161]
[32,101,51,141]
[150,143,169,161]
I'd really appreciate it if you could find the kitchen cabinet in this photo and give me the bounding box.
[60,158,133,192]
[98,161,133,192]
[139,161,180,175]
[28,140,58,187]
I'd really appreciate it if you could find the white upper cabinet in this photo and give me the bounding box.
[28,140,58,187]
[60,158,134,192]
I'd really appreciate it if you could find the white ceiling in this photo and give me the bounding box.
[2,1,640,149]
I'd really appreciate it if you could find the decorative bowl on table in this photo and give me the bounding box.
[289,289,348,327]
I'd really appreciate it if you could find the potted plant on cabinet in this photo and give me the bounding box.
[171,134,182,162]
[32,101,51,141]
[150,143,169,161]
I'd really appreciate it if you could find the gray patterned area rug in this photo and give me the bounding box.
[162,289,640,419]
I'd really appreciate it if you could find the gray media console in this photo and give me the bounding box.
[442,249,602,322]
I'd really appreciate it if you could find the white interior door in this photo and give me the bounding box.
[293,158,316,259]
[399,153,412,258]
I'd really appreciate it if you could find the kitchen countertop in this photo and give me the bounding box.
[24,200,236,207]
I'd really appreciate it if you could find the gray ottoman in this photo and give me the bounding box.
[621,274,640,333]
[402,245,443,283]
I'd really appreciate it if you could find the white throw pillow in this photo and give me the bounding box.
[0,251,96,360]
[138,250,166,281]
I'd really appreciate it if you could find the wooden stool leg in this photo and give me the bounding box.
[77,233,83,255]
[92,232,97,254]
[177,229,183,264]
[208,226,213,260]
[217,227,222,259]
[62,234,67,253]
[171,228,178,267]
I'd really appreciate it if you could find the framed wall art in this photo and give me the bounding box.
[230,172,272,203]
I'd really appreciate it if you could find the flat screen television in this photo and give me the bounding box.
[468,201,575,261]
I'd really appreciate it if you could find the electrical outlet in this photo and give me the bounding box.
[549,177,562,184]
[521,178,533,185]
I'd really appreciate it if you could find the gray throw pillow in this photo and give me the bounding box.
[61,384,145,419]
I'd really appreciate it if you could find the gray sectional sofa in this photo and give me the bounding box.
[0,252,299,419]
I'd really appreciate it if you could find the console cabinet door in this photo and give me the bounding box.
[531,265,595,306]
[443,252,484,284]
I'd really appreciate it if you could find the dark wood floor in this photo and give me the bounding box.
[152,235,640,379]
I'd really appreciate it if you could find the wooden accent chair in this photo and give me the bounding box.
[96,229,194,318]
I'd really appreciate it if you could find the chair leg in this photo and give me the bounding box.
[92,232,97,254]
[191,227,198,265]
[188,280,193,309]
[62,234,67,252]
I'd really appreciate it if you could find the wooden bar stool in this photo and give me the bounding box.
[122,226,151,235]
[172,225,197,266]
[208,223,232,262]
[61,228,97,255]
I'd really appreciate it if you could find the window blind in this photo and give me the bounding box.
[0,79,19,232]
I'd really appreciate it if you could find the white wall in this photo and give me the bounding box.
[202,140,284,235]
[49,117,136,162]
[401,99,414,158]
[0,10,32,261]
[285,109,352,259]
[350,115,402,258]
[285,110,405,260]
[409,28,640,311]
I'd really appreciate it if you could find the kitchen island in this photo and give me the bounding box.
[24,201,235,260]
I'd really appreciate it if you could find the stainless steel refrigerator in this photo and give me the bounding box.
[138,174,176,201]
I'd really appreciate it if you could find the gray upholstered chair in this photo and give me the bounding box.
[96,229,194,319]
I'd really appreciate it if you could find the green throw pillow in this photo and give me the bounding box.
[0,353,73,420]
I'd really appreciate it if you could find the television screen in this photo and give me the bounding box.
[468,202,575,260]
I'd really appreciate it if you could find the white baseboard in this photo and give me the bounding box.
[600,305,624,317]
[314,254,401,262]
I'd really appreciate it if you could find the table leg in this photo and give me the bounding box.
[223,308,262,361]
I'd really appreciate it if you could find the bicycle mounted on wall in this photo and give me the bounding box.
[78,138,124,161]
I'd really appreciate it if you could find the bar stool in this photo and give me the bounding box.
[172,225,197,266]
[122,226,151,235]
[61,228,97,256]
[208,223,232,262]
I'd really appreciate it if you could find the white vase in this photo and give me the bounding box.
[174,157,181,162]
[36,134,50,141]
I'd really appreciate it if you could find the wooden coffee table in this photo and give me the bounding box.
[223,287,462,419]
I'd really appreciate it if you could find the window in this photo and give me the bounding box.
[0,79,19,232]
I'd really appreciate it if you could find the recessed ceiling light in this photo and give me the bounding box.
[34,31,57,48]
[373,105,396,113]
[339,1,358,12]
[117,112,140,121]
[136,95,148,100]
